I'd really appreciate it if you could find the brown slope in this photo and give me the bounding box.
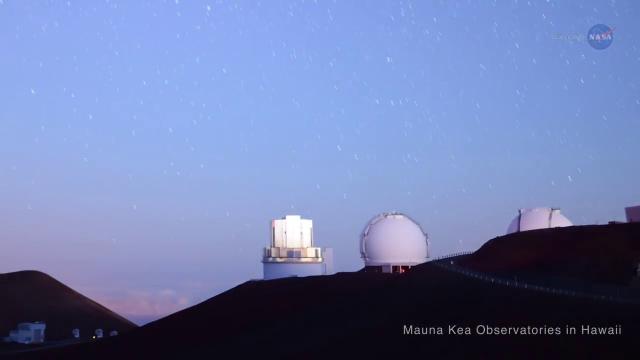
[459,223,640,284]
[26,261,640,359]
[0,270,136,341]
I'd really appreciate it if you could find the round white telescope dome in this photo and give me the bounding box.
[507,207,573,234]
[360,212,429,267]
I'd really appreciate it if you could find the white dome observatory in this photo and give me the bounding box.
[360,212,429,273]
[507,207,573,234]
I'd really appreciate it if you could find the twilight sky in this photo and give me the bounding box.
[0,0,638,324]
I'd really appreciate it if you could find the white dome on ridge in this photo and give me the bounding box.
[507,207,573,234]
[360,212,429,267]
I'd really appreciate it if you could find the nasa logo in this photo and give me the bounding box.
[587,24,614,50]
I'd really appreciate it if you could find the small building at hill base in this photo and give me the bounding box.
[5,322,46,344]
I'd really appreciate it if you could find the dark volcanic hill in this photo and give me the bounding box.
[23,270,640,357]
[0,270,136,341]
[14,223,640,358]
[459,223,640,285]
